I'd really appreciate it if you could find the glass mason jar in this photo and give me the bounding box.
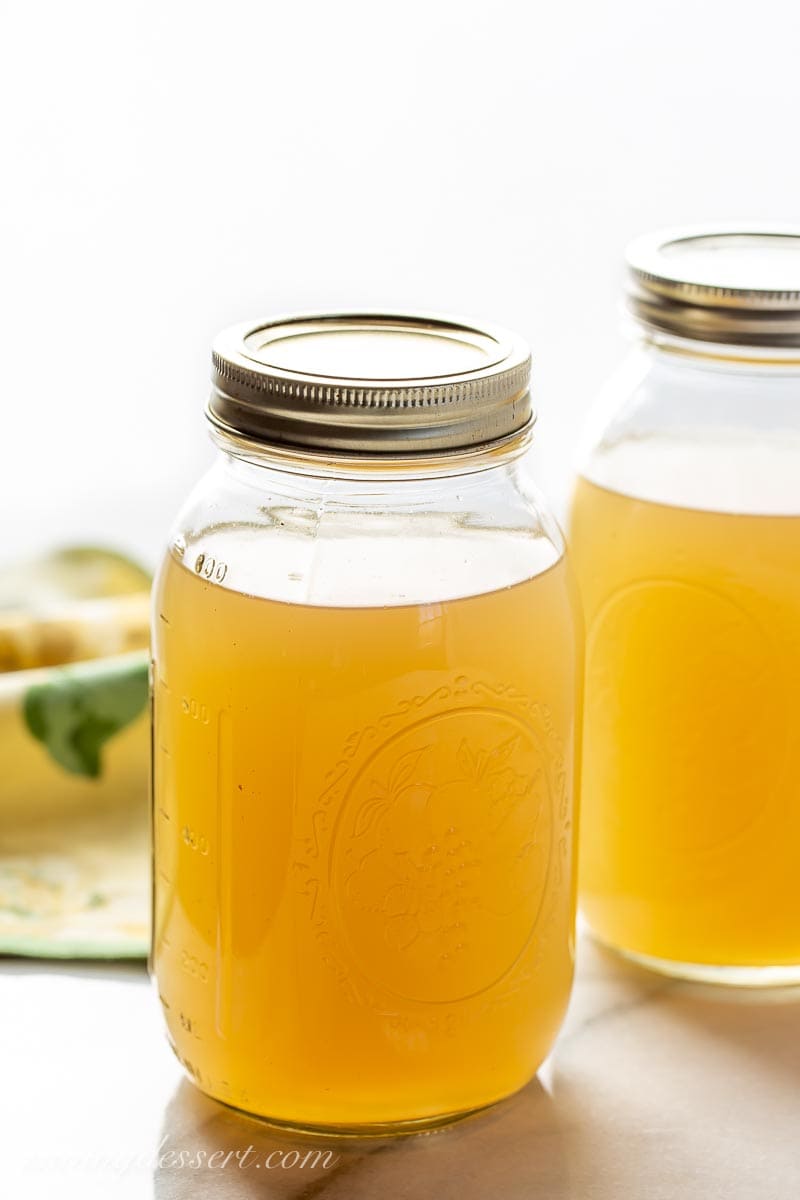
[151,313,582,1131]
[569,228,800,986]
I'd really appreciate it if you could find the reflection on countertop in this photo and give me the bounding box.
[2,935,799,1199]
[155,1075,568,1199]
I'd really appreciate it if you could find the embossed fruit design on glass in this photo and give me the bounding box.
[151,313,582,1130]
[569,229,800,985]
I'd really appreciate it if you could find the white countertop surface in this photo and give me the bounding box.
[2,932,799,1199]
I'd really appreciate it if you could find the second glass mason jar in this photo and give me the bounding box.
[569,228,800,985]
[152,312,582,1130]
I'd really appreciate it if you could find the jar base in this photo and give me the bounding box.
[191,1083,510,1139]
[592,934,800,988]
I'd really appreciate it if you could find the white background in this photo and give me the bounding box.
[3,0,800,567]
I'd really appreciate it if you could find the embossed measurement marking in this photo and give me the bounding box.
[194,553,228,583]
[179,1011,202,1039]
[181,950,209,982]
[181,697,210,723]
[182,825,210,855]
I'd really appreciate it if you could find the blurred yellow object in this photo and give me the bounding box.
[0,546,151,673]
[0,546,152,957]
[0,593,151,673]
[0,545,151,606]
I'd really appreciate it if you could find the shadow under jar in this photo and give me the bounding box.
[151,312,582,1131]
[569,228,800,986]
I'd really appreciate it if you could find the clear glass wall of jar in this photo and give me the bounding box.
[151,313,582,1130]
[569,229,800,986]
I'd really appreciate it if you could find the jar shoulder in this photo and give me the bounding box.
[158,454,567,607]
[575,348,800,516]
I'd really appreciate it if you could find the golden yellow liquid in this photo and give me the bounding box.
[570,473,800,970]
[152,550,580,1128]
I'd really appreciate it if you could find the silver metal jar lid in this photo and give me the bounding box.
[626,226,800,348]
[207,312,532,456]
